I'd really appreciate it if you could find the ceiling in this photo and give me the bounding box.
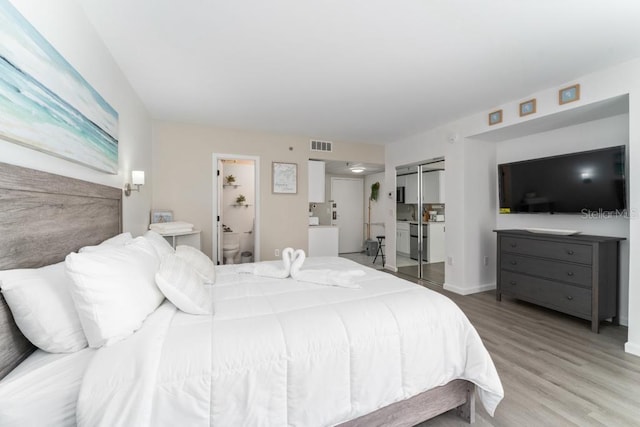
[78,0,640,144]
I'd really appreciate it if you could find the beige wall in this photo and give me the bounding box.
[152,121,384,260]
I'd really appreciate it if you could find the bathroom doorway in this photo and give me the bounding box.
[212,154,260,265]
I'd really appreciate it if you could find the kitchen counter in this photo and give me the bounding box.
[309,226,339,256]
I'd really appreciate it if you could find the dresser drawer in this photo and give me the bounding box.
[500,253,592,288]
[501,236,592,264]
[500,271,591,318]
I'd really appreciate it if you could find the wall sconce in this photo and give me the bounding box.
[124,170,145,196]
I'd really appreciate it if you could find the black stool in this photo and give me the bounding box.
[373,235,385,267]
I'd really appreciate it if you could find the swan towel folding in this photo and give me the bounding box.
[290,249,365,288]
[238,248,365,288]
[237,247,294,279]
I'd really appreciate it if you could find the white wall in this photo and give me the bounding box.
[0,0,152,236]
[386,58,640,356]
[496,114,630,324]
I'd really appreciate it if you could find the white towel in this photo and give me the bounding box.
[290,249,365,288]
[149,221,195,233]
[238,247,294,279]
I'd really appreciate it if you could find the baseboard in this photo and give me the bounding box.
[443,282,496,296]
[624,341,640,357]
[384,265,398,273]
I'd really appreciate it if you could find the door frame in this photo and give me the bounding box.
[212,153,261,265]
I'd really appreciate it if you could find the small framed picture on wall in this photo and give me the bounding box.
[488,109,503,126]
[559,84,580,105]
[151,209,174,223]
[272,162,297,194]
[519,99,536,117]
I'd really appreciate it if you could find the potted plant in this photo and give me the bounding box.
[235,194,246,205]
[225,175,236,185]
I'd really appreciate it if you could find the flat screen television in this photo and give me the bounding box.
[498,146,626,214]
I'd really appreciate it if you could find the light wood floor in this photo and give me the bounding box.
[398,262,445,285]
[393,276,640,427]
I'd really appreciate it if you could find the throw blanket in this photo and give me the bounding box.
[76,257,503,426]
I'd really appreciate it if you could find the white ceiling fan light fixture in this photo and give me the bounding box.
[347,162,365,173]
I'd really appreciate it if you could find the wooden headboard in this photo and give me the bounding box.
[0,162,122,379]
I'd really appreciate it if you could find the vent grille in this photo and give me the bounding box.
[310,139,333,152]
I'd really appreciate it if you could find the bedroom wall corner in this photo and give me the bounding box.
[0,0,153,237]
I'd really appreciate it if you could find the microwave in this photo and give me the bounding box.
[396,186,405,203]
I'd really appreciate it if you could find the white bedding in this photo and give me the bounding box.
[0,348,95,426]
[77,257,503,426]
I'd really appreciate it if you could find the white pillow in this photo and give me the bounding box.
[79,232,133,253]
[143,230,174,257]
[65,237,164,348]
[175,245,215,284]
[156,255,212,315]
[0,262,87,353]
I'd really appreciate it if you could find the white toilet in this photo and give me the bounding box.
[223,232,240,264]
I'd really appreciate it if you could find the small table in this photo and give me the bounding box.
[159,230,201,250]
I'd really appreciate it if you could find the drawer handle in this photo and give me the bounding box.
[510,280,517,286]
[510,261,517,265]
[567,271,574,277]
[510,243,517,248]
[566,295,574,301]
[566,249,574,255]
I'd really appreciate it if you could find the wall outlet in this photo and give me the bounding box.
[275,248,279,257]
[447,256,453,266]
[483,256,489,266]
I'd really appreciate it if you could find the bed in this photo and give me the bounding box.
[0,162,503,426]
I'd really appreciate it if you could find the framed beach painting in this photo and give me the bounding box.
[0,1,119,174]
[272,162,297,194]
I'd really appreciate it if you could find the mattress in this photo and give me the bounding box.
[0,347,95,426]
[76,257,503,426]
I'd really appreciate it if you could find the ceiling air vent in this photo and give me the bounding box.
[310,139,333,152]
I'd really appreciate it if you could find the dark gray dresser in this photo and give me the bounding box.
[495,230,624,333]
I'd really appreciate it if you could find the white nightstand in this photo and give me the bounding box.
[160,230,201,250]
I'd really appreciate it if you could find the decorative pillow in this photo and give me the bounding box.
[155,255,212,315]
[0,262,87,353]
[175,245,215,284]
[79,232,133,253]
[65,237,164,348]
[143,230,174,257]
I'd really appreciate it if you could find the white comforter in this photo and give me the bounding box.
[77,257,503,426]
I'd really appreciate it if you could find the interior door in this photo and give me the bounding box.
[331,177,364,253]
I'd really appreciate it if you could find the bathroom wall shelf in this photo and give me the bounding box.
[223,184,241,188]
[231,203,252,207]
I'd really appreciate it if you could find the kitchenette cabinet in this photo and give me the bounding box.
[308,160,325,203]
[409,222,445,263]
[422,170,445,204]
[404,174,419,204]
[397,222,410,255]
[309,226,338,256]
